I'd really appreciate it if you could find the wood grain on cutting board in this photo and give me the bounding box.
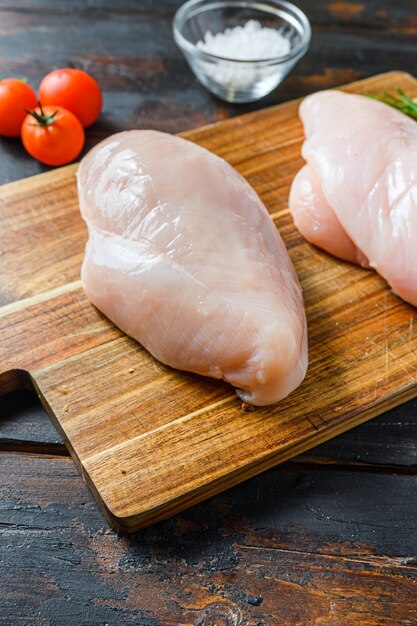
[1,71,416,532]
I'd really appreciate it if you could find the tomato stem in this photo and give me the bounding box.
[24,100,58,126]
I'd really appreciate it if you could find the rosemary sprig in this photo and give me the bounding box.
[367,88,417,121]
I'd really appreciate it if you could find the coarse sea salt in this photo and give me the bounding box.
[196,20,291,92]
[196,20,291,93]
[197,19,291,61]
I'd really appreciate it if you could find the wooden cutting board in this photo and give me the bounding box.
[1,71,417,532]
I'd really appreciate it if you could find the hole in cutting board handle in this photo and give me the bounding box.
[0,369,67,454]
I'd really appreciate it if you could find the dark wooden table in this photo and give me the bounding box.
[1,1,417,624]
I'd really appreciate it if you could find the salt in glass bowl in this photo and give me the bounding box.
[173,0,311,103]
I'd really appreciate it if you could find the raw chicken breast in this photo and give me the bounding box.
[77,130,308,406]
[289,90,417,306]
[290,165,369,268]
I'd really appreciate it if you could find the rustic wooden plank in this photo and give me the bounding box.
[2,387,416,472]
[0,168,84,305]
[1,72,417,531]
[0,285,122,374]
[1,0,417,185]
[0,453,416,625]
[1,389,416,469]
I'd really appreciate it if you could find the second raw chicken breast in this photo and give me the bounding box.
[77,130,307,406]
[289,90,417,306]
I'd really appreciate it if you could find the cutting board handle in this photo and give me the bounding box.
[0,369,32,397]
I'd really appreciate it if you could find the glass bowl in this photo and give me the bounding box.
[173,0,311,103]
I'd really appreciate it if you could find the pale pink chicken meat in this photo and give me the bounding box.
[289,90,417,306]
[77,130,308,406]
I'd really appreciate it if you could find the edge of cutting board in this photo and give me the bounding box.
[1,71,416,533]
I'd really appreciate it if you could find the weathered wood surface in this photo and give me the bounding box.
[1,0,417,185]
[1,72,417,532]
[1,451,416,625]
[1,0,417,622]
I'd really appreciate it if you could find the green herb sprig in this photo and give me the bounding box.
[367,88,417,121]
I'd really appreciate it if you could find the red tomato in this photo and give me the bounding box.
[0,78,38,137]
[39,68,103,127]
[21,104,85,166]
